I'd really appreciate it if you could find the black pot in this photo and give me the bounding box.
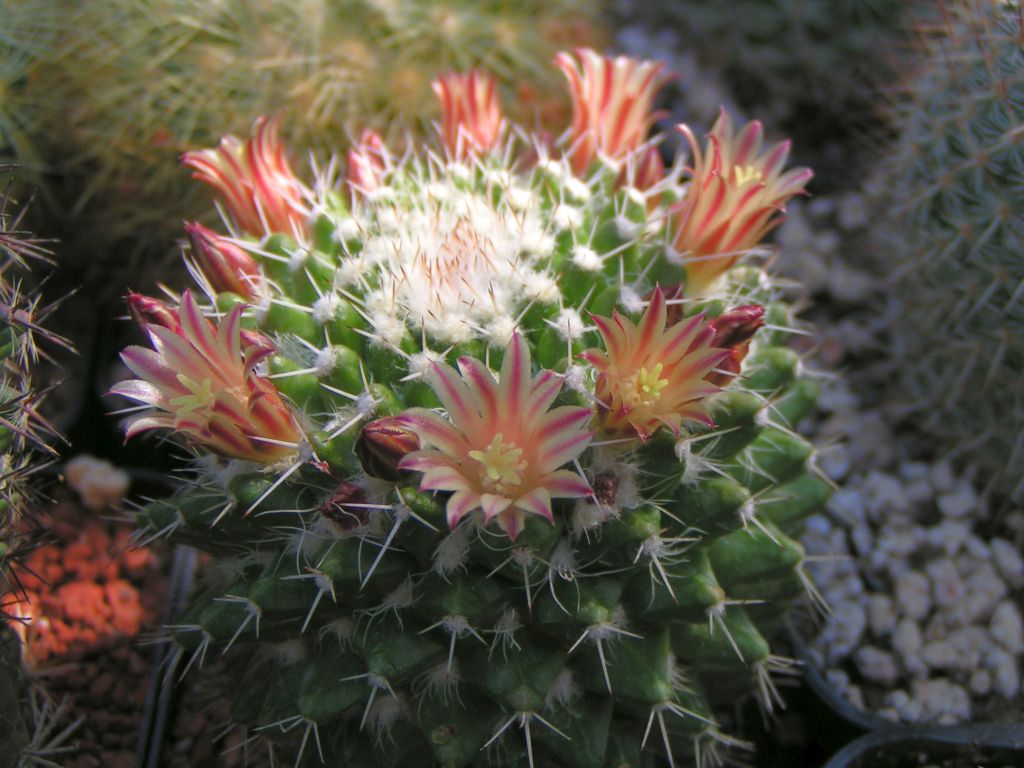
[788,616,1024,767]
[823,724,1024,768]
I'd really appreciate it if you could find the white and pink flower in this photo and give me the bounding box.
[397,333,593,540]
[555,49,671,176]
[182,115,310,238]
[671,109,813,292]
[432,70,504,160]
[581,286,730,441]
[111,292,301,464]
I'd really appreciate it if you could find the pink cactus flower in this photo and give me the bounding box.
[111,291,302,464]
[182,115,310,238]
[671,109,813,292]
[397,333,593,540]
[555,48,671,176]
[432,71,504,160]
[581,286,731,441]
[346,129,389,196]
[184,222,263,300]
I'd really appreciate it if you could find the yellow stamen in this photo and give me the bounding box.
[622,363,669,409]
[734,165,762,185]
[170,374,216,414]
[468,433,527,495]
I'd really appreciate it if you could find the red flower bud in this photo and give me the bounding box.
[318,481,369,532]
[706,305,765,386]
[184,221,262,300]
[127,293,179,330]
[356,416,421,481]
[708,305,765,350]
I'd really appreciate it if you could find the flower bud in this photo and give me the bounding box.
[707,305,765,387]
[355,416,421,481]
[318,481,369,532]
[708,305,765,350]
[127,292,179,330]
[184,221,262,300]
[346,130,388,196]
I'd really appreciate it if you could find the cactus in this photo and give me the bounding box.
[0,171,73,767]
[113,51,830,767]
[0,1,60,216]
[17,0,603,292]
[879,0,1024,503]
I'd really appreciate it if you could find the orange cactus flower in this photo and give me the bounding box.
[111,291,302,464]
[397,333,593,540]
[432,70,504,160]
[581,286,731,441]
[671,109,813,293]
[184,222,264,300]
[555,48,671,176]
[182,115,310,238]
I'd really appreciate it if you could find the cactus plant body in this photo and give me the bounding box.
[115,52,830,767]
[0,170,73,767]
[881,0,1024,503]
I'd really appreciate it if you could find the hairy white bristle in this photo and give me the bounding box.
[571,244,603,272]
[312,293,342,324]
[564,177,592,202]
[268,639,306,665]
[544,668,580,710]
[619,285,646,314]
[433,522,473,577]
[552,204,583,231]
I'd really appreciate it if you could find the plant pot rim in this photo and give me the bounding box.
[787,614,1024,750]
[822,725,1024,768]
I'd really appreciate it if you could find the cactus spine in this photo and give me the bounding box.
[115,52,829,767]
[880,0,1024,502]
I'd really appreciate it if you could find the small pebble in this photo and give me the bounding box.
[885,689,921,722]
[827,488,866,524]
[826,602,867,661]
[926,520,970,556]
[937,482,978,518]
[991,538,1024,588]
[898,462,930,482]
[920,641,958,671]
[929,461,955,493]
[969,668,992,696]
[985,648,1021,699]
[963,564,1008,623]
[926,558,966,609]
[837,192,868,230]
[989,601,1024,655]
[963,534,990,560]
[863,471,907,516]
[911,677,971,722]
[867,594,897,637]
[895,571,932,621]
[854,646,899,686]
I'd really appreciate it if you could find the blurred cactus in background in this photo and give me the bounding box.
[878,0,1024,503]
[12,0,603,296]
[112,50,831,767]
[0,2,59,203]
[0,170,75,767]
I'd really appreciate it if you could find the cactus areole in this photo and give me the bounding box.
[114,50,826,767]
